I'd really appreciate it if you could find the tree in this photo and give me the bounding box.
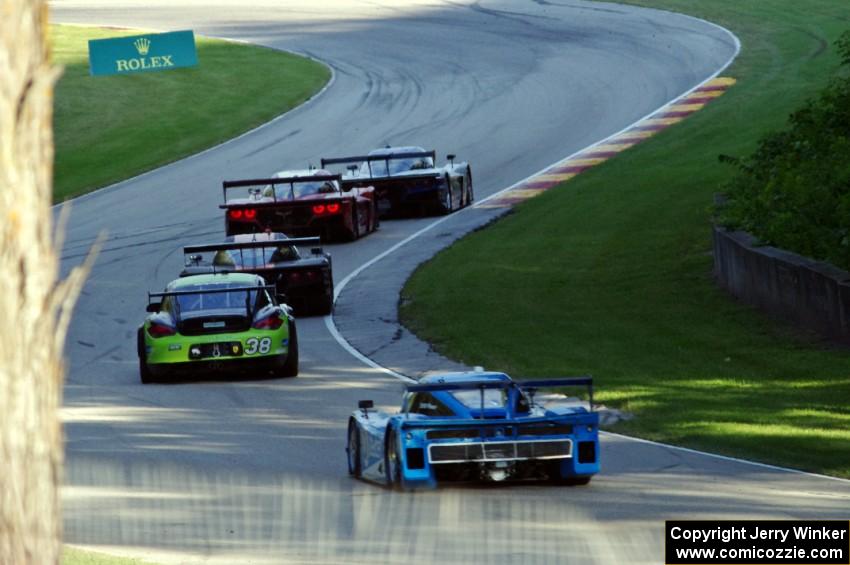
[1,1,97,562]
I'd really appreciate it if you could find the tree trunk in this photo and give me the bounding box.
[0,2,95,563]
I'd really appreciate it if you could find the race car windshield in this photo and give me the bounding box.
[451,389,507,409]
[362,156,434,176]
[171,284,262,314]
[266,180,338,200]
[213,246,298,268]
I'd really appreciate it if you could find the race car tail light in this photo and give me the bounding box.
[253,313,284,330]
[147,322,176,338]
[228,208,257,221]
[289,272,302,283]
[312,203,342,216]
[306,270,319,281]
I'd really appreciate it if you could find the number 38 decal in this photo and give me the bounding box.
[245,337,272,355]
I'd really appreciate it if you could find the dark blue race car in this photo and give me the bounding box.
[346,371,600,489]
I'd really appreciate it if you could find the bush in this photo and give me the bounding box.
[718,30,850,270]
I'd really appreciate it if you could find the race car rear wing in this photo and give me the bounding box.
[405,376,594,413]
[397,412,596,431]
[147,284,277,315]
[183,238,324,271]
[338,173,442,190]
[221,175,342,204]
[321,150,436,167]
[321,151,437,178]
[149,284,275,298]
[183,237,321,255]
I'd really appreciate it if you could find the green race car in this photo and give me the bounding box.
[137,273,298,384]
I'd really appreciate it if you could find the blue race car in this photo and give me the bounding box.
[346,372,600,489]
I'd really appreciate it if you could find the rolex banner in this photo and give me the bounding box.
[88,30,198,76]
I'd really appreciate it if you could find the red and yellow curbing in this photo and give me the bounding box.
[479,77,736,208]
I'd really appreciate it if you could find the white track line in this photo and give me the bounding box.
[602,431,850,484]
[325,13,741,374]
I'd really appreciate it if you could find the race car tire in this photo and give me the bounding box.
[315,292,333,316]
[278,321,299,377]
[347,418,362,478]
[464,168,474,207]
[549,462,592,486]
[137,328,156,384]
[371,200,379,231]
[557,476,592,486]
[139,356,156,384]
[347,207,361,241]
[384,428,403,489]
[438,176,454,215]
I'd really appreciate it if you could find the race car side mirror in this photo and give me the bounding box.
[146,302,161,313]
[358,399,373,415]
[447,154,456,166]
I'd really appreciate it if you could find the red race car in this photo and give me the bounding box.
[221,169,378,242]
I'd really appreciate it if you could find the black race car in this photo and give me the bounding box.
[181,232,334,316]
[321,146,473,217]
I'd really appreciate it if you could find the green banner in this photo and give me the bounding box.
[88,30,198,76]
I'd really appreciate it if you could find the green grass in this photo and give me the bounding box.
[51,25,329,201]
[401,0,850,478]
[64,546,156,565]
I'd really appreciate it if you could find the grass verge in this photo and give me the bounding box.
[51,25,329,201]
[400,0,850,478]
[64,546,155,565]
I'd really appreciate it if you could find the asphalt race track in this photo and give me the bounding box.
[51,1,850,563]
